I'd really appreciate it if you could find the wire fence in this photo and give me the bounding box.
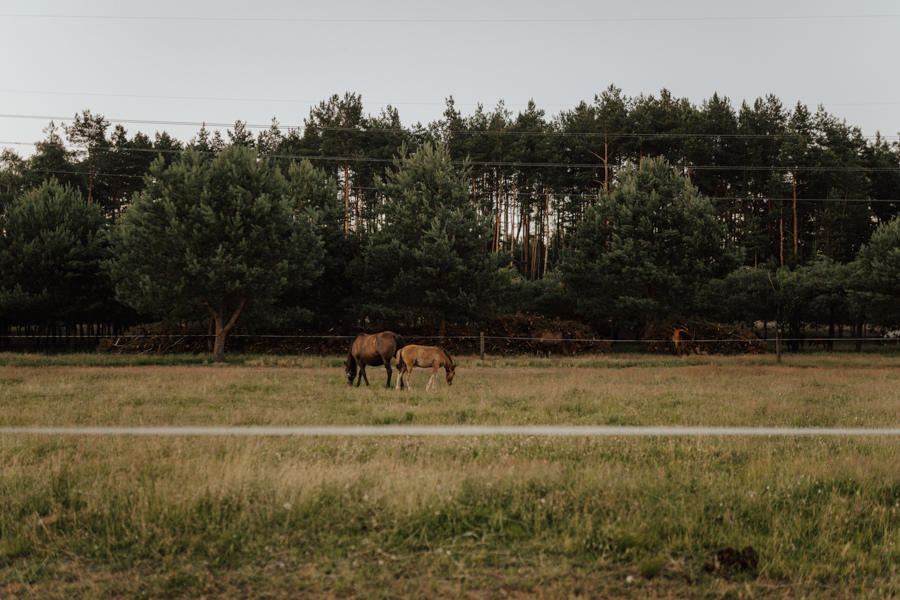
[0,333,893,342]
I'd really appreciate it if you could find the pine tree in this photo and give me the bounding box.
[0,179,110,344]
[562,156,741,329]
[107,146,324,362]
[353,142,501,333]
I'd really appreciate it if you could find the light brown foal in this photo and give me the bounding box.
[395,345,455,390]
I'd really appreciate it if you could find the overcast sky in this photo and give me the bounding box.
[2,0,898,156]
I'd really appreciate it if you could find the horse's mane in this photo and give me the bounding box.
[441,347,454,366]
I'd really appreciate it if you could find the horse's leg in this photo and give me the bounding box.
[395,356,405,390]
[405,369,412,391]
[384,356,392,389]
[355,361,369,387]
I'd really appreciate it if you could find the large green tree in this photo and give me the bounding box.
[562,156,741,329]
[353,142,502,333]
[107,146,324,362]
[857,216,900,304]
[0,179,110,345]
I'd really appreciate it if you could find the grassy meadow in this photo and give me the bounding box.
[1,351,900,598]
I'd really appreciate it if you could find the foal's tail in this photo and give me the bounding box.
[396,346,407,373]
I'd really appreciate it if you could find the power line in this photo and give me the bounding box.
[2,113,898,140]
[7,157,900,176]
[2,89,897,111]
[2,14,898,24]
[5,141,900,175]
[8,167,900,203]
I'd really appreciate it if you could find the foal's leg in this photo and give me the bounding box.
[427,366,438,390]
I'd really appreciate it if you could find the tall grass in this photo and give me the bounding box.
[2,353,900,597]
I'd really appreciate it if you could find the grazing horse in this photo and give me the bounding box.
[787,326,805,354]
[673,329,694,356]
[532,329,569,358]
[345,331,405,388]
[395,345,455,391]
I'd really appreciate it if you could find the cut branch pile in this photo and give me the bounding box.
[641,318,768,355]
[399,313,610,356]
[98,313,610,356]
[98,321,208,355]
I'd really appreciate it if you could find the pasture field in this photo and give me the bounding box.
[1,351,900,598]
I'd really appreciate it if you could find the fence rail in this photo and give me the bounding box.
[0,334,891,342]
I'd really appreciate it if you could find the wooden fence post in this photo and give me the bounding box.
[776,328,782,364]
[480,332,485,361]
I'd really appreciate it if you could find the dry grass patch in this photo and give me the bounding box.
[2,355,899,428]
[2,352,900,597]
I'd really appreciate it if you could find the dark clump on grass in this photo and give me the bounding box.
[638,555,664,578]
[703,546,759,574]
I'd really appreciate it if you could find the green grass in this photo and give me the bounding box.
[1,351,900,598]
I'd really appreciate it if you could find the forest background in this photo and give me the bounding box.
[2,88,900,357]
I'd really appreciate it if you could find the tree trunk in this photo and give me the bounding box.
[207,316,215,352]
[855,315,865,352]
[776,324,782,364]
[344,157,350,234]
[207,294,247,363]
[779,203,784,266]
[495,169,503,252]
[543,187,550,276]
[792,173,799,258]
[67,318,77,350]
[828,306,835,348]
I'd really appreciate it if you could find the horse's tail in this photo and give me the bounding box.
[394,333,406,351]
[346,339,358,378]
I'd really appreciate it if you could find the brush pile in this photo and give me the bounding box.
[641,318,767,355]
[99,313,610,356]
[400,313,610,356]
[98,321,208,355]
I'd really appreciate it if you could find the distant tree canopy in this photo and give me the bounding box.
[3,87,900,345]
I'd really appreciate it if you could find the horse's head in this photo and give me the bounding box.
[445,365,455,386]
[345,360,357,385]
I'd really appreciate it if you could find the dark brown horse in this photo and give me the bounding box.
[395,345,455,390]
[345,332,405,388]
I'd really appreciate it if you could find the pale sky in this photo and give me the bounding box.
[2,0,899,156]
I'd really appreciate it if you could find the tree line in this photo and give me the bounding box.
[1,88,899,359]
